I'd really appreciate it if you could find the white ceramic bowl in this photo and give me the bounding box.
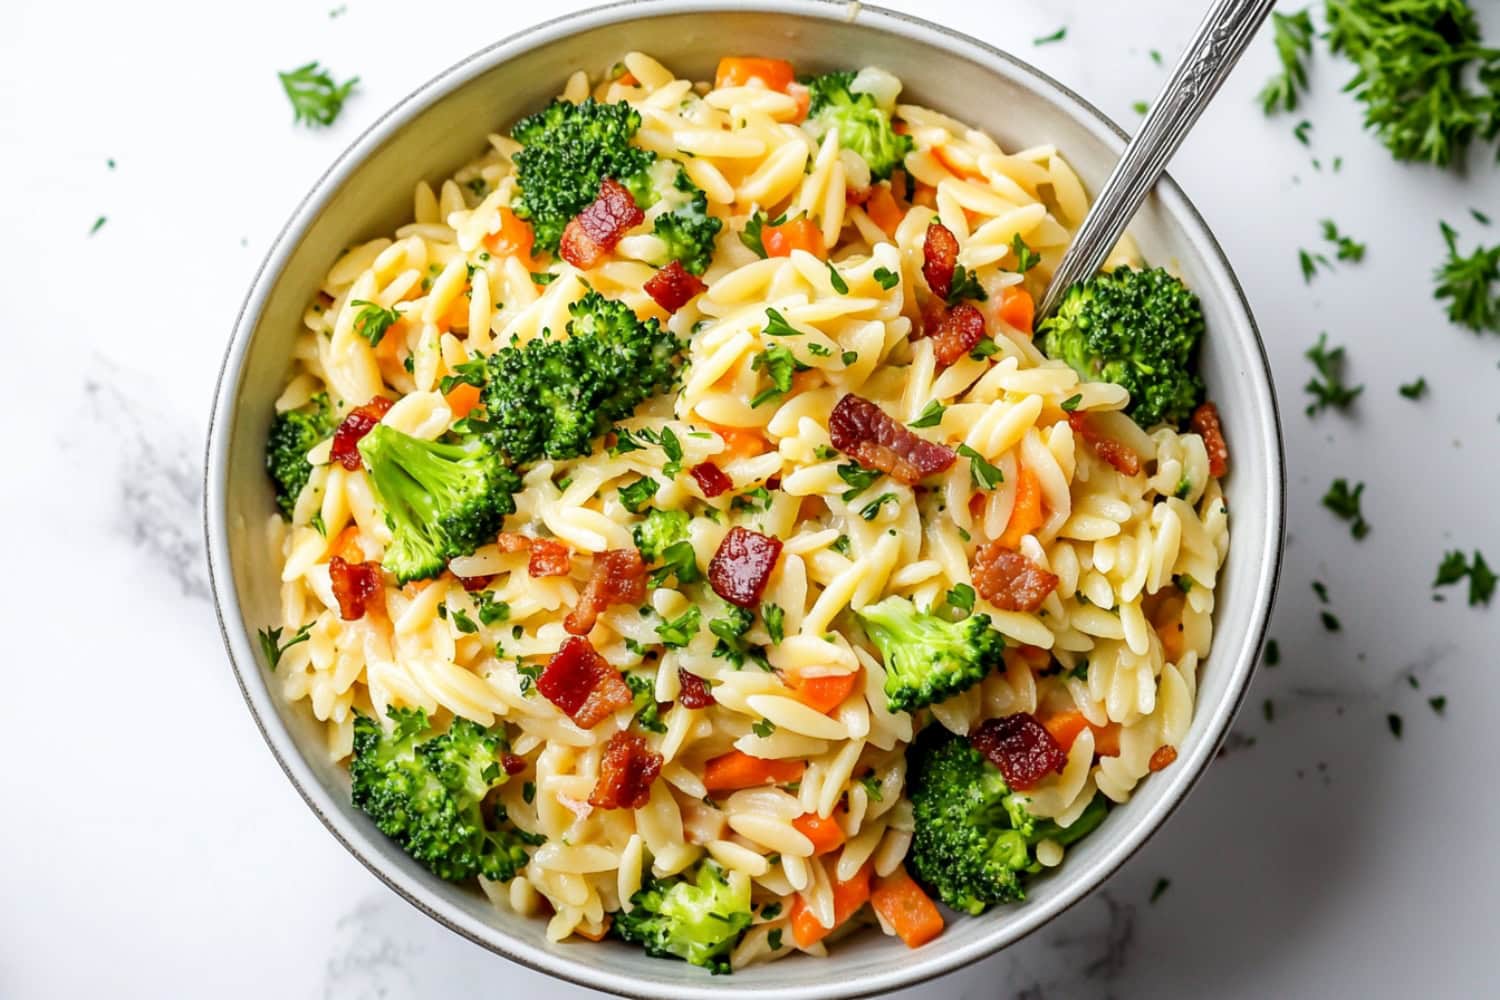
[205,2,1285,995]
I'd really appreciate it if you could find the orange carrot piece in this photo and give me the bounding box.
[762,217,826,259]
[1040,710,1091,752]
[715,57,795,92]
[790,861,873,948]
[702,751,805,793]
[997,464,1045,549]
[792,812,847,856]
[328,524,364,562]
[997,284,1034,335]
[444,382,482,420]
[484,209,543,271]
[871,865,945,948]
[706,423,768,459]
[1092,722,1122,757]
[792,671,860,715]
[864,185,903,237]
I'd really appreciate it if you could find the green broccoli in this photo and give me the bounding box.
[510,98,656,252]
[856,595,1006,713]
[803,71,913,182]
[632,508,702,585]
[613,861,753,974]
[265,392,334,518]
[357,424,521,584]
[1037,266,1206,428]
[350,706,541,882]
[483,290,684,465]
[635,163,723,276]
[906,727,1109,914]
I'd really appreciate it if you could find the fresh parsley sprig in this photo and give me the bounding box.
[278,61,359,128]
[1321,478,1370,539]
[1258,9,1315,114]
[1433,222,1500,333]
[1303,333,1364,417]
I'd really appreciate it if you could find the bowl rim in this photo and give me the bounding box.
[204,1,1286,996]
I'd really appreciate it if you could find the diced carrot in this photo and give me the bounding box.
[484,209,544,271]
[444,382,482,420]
[1092,722,1122,757]
[997,464,1044,549]
[715,57,795,93]
[997,284,1034,335]
[792,812,846,856]
[371,317,407,381]
[912,183,938,209]
[871,865,945,948]
[790,861,873,948]
[791,670,860,715]
[787,82,811,123]
[1151,592,1188,663]
[762,217,826,259]
[615,71,639,87]
[702,750,805,793]
[1040,710,1091,752]
[328,524,364,562]
[707,423,768,459]
[865,185,903,238]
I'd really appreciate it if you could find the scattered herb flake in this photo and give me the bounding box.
[256,623,312,671]
[1387,713,1403,740]
[1264,638,1280,666]
[1258,9,1314,114]
[1304,333,1363,417]
[1321,478,1370,539]
[1398,376,1428,400]
[1429,696,1447,715]
[957,444,1003,490]
[1320,611,1341,632]
[909,400,946,428]
[873,266,900,290]
[1320,219,1366,263]
[88,215,107,236]
[1150,877,1171,904]
[1033,26,1067,46]
[278,61,359,128]
[1433,222,1499,333]
[825,261,849,294]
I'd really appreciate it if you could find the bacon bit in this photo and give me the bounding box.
[931,302,987,366]
[921,221,959,301]
[644,260,708,313]
[455,572,494,592]
[1068,412,1141,476]
[559,178,643,269]
[971,713,1067,791]
[588,731,664,810]
[708,526,784,608]
[496,532,532,553]
[1149,745,1178,772]
[329,555,384,621]
[528,538,572,578]
[689,461,733,498]
[501,753,528,776]
[537,636,634,729]
[971,542,1059,612]
[678,669,716,708]
[330,396,393,470]
[564,548,648,635]
[1191,401,1229,478]
[914,295,947,340]
[828,393,956,485]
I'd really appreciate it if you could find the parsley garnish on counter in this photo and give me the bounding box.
[1433,550,1497,607]
[1258,8,1315,114]
[1303,333,1363,417]
[1398,377,1428,400]
[1433,222,1500,333]
[278,61,359,128]
[1320,220,1366,262]
[1033,27,1067,46]
[1322,478,1370,539]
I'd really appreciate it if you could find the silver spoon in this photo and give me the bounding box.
[1037,0,1280,321]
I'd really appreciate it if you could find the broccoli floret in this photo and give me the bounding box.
[483,290,684,465]
[510,98,656,253]
[633,508,701,586]
[857,595,1005,713]
[265,392,334,518]
[803,71,913,182]
[350,706,541,882]
[906,728,1109,915]
[646,166,723,276]
[1037,266,1206,429]
[613,861,753,974]
[357,424,521,584]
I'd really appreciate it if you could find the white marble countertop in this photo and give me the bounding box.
[5,0,1498,996]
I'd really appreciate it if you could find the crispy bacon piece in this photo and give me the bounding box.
[329,555,383,621]
[528,538,572,578]
[538,636,634,729]
[501,753,528,776]
[678,669,716,709]
[828,393,956,485]
[330,396,393,470]
[689,461,733,498]
[971,713,1066,791]
[644,260,708,313]
[922,221,959,301]
[708,526,784,608]
[589,731,664,810]
[1068,412,1141,476]
[559,178,644,269]
[564,549,648,635]
[972,542,1059,612]
[1149,745,1178,772]
[496,532,532,553]
[931,302,987,366]
[455,572,494,592]
[916,294,947,339]
[1191,401,1229,478]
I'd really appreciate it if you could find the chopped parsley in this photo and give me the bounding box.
[1060,393,1082,412]
[1033,26,1067,45]
[1258,8,1314,113]
[1303,333,1363,417]
[762,307,801,337]
[1132,101,1149,115]
[841,350,859,366]
[837,461,881,501]
[655,606,702,648]
[1398,376,1428,400]
[1433,550,1496,607]
[1429,696,1447,715]
[908,400,946,428]
[256,623,312,671]
[768,928,784,951]
[278,61,359,127]
[860,773,884,801]
[831,534,852,556]
[873,266,900,290]
[1010,233,1041,272]
[1387,713,1403,740]
[618,477,660,514]
[751,345,802,408]
[450,608,479,634]
[1150,877,1172,904]
[825,261,848,294]
[1321,478,1370,539]
[627,674,667,734]
[1433,222,1499,333]
[349,299,401,347]
[1320,611,1342,632]
[1264,638,1280,667]
[945,264,987,306]
[859,493,898,521]
[957,443,1003,490]
[945,583,976,617]
[475,592,510,626]
[751,718,776,738]
[660,427,684,479]
[740,209,785,259]
[762,603,786,644]
[1293,119,1313,145]
[1299,248,1330,283]
[1320,219,1366,263]
[88,216,107,236]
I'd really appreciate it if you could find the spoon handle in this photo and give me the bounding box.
[1036,0,1279,320]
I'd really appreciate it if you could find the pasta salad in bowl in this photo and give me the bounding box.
[208,4,1282,997]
